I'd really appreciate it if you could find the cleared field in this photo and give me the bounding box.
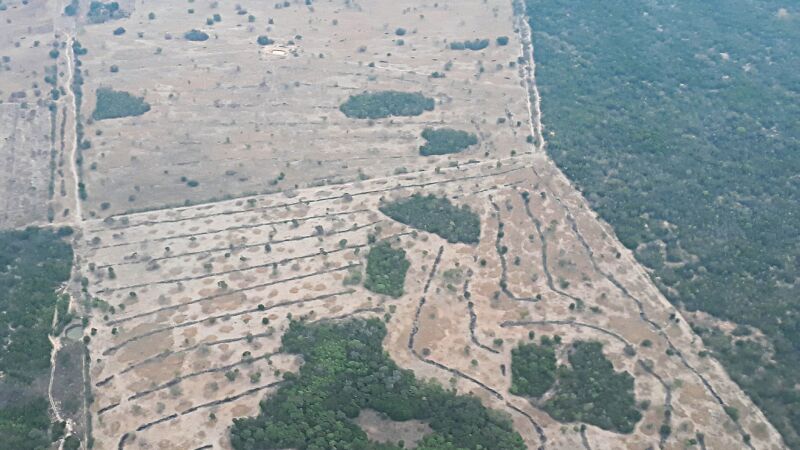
[0,103,52,227]
[73,0,530,217]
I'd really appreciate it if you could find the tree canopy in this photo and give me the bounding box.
[510,339,557,398]
[364,242,410,298]
[92,88,150,121]
[230,319,526,450]
[0,228,73,448]
[380,194,480,244]
[339,91,434,119]
[419,128,478,156]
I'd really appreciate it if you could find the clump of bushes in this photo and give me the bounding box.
[450,39,490,51]
[184,29,209,41]
[92,88,150,121]
[340,91,434,119]
[364,241,410,298]
[257,35,275,46]
[419,127,478,156]
[88,1,128,23]
[380,194,480,244]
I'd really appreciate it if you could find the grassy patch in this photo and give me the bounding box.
[364,242,409,298]
[229,319,526,450]
[340,91,434,119]
[92,88,150,121]
[419,128,478,156]
[380,194,480,244]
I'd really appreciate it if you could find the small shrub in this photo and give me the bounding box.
[257,35,275,46]
[184,29,210,41]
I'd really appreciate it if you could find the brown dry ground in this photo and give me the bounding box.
[0,0,788,450]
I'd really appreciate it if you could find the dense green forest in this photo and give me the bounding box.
[510,338,640,433]
[92,88,150,121]
[229,319,526,450]
[0,228,74,448]
[526,0,800,445]
[364,242,410,298]
[419,128,479,156]
[339,91,435,119]
[380,195,480,244]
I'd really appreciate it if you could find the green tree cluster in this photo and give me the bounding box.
[510,339,557,397]
[87,1,127,23]
[340,91,434,119]
[364,242,409,298]
[0,398,61,450]
[92,88,151,121]
[379,194,480,244]
[0,228,73,447]
[229,319,525,450]
[0,228,73,379]
[419,128,478,156]
[543,341,641,433]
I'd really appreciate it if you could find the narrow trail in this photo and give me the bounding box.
[63,33,82,223]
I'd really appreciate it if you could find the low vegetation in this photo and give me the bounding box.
[419,127,478,156]
[449,39,490,51]
[92,88,151,121]
[230,319,526,450]
[510,338,557,398]
[380,194,480,244]
[364,242,409,298]
[339,91,434,119]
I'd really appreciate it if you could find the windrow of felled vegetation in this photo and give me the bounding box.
[526,0,800,445]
